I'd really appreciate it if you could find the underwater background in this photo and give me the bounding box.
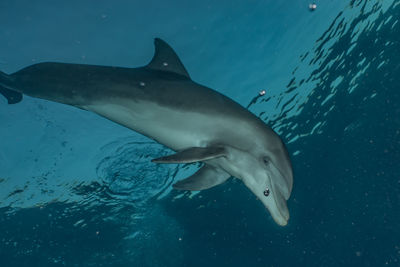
[0,0,399,266]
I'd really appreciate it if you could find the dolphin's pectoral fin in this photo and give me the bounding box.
[146,38,191,79]
[151,147,226,164]
[173,165,231,191]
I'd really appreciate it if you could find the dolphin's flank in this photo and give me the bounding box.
[0,38,293,226]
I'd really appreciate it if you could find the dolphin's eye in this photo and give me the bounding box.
[263,187,270,197]
[263,158,270,165]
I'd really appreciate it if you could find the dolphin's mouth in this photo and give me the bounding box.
[268,204,289,226]
[275,206,289,226]
[269,184,290,226]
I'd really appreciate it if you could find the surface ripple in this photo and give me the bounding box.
[95,137,178,207]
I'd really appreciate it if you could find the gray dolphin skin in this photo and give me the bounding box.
[0,38,293,226]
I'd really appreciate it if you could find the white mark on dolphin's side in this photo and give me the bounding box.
[163,62,168,66]
[139,82,146,87]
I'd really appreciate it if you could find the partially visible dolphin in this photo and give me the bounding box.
[0,38,293,226]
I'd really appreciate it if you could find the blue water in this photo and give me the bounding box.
[0,0,399,266]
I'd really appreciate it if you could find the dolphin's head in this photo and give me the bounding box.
[226,129,293,226]
[253,145,293,226]
[253,130,293,226]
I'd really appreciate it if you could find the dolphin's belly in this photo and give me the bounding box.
[83,99,238,151]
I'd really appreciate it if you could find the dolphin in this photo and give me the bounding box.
[0,38,293,226]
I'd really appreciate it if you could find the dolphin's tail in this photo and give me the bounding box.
[0,71,22,104]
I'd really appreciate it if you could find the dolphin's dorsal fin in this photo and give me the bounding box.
[146,38,190,79]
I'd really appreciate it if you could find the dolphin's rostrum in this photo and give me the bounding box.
[0,38,293,226]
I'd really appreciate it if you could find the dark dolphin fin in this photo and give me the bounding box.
[151,147,226,164]
[0,86,22,104]
[0,71,22,104]
[146,38,190,79]
[173,165,231,191]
